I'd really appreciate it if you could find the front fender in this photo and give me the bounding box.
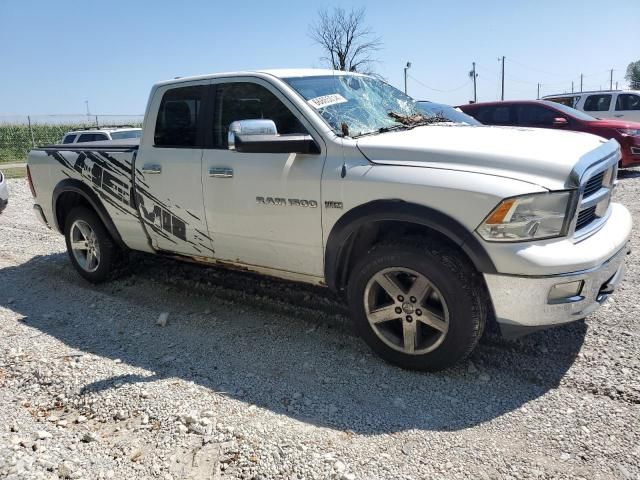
[324,199,497,291]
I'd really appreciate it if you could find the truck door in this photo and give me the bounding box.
[200,79,326,277]
[134,82,214,257]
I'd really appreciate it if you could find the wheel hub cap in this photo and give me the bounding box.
[363,267,450,355]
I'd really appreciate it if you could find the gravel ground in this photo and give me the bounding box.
[0,175,639,480]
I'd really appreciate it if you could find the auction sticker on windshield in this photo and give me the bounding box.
[308,94,348,109]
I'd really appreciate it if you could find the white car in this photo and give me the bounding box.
[27,69,631,371]
[60,126,142,144]
[0,169,8,213]
[543,90,640,122]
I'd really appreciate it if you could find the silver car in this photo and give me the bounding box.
[0,170,8,213]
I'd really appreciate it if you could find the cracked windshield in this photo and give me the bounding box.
[285,75,450,137]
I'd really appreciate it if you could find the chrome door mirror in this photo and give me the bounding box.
[228,119,277,150]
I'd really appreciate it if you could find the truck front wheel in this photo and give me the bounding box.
[347,239,486,371]
[64,206,118,283]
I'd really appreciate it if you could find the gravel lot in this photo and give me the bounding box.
[1,175,639,480]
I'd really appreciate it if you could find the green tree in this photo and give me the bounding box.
[626,60,640,89]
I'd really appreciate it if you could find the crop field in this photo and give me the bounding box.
[0,122,142,164]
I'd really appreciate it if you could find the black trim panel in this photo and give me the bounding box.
[324,200,497,291]
[52,179,127,249]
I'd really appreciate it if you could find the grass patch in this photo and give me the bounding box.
[2,167,26,179]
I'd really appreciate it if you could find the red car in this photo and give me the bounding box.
[458,100,640,168]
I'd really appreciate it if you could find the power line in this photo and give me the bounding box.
[407,74,471,93]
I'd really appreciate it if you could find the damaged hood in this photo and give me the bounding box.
[356,125,618,190]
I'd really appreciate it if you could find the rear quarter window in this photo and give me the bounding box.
[62,134,76,144]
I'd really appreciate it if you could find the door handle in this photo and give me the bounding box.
[614,114,624,118]
[141,164,162,174]
[209,167,234,178]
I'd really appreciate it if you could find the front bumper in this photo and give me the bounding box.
[482,201,632,338]
[484,244,629,337]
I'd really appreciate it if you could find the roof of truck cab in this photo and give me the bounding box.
[154,69,363,88]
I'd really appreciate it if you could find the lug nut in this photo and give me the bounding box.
[410,296,417,303]
[397,295,404,302]
[406,315,413,322]
[415,309,422,316]
[395,307,402,314]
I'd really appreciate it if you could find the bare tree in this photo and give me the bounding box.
[309,7,382,73]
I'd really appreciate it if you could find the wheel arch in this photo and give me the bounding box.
[52,179,127,249]
[324,199,497,292]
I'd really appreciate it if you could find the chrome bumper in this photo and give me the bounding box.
[484,244,629,337]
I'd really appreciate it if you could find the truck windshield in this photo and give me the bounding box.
[284,74,439,137]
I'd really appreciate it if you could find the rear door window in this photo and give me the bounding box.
[472,105,512,125]
[615,94,640,111]
[515,105,558,126]
[77,133,109,142]
[583,94,612,112]
[154,85,206,148]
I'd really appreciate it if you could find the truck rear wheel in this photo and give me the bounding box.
[64,206,118,283]
[347,239,486,371]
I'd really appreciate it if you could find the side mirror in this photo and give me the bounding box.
[228,119,277,150]
[229,119,320,155]
[235,134,320,155]
[553,117,568,126]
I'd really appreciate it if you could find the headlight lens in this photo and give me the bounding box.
[617,128,640,137]
[477,191,574,242]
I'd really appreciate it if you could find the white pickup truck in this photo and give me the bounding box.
[27,69,631,371]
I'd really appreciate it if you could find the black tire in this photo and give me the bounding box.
[64,206,118,283]
[347,238,486,371]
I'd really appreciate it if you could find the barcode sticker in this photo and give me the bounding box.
[308,94,348,109]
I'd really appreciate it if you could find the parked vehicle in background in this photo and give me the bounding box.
[0,170,8,213]
[416,101,481,125]
[543,90,640,122]
[27,69,631,371]
[60,126,142,144]
[458,100,640,168]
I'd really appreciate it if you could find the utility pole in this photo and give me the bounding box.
[404,62,411,95]
[499,56,505,101]
[580,74,583,92]
[469,62,478,103]
[616,81,619,90]
[537,83,540,100]
[571,81,574,93]
[85,100,91,123]
[610,69,613,90]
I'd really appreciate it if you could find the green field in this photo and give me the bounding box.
[0,123,141,164]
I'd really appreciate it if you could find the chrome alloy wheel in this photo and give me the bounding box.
[364,267,450,355]
[70,219,101,273]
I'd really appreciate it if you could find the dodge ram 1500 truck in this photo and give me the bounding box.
[27,69,632,371]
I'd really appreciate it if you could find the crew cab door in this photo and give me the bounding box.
[134,81,214,257]
[200,78,326,277]
[614,93,640,122]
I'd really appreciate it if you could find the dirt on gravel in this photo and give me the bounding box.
[1,175,639,479]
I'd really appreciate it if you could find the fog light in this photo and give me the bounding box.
[548,280,584,303]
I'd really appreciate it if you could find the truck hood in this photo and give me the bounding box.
[356,125,618,190]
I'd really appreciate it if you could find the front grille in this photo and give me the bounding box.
[573,161,616,236]
[576,205,597,230]
[583,171,605,197]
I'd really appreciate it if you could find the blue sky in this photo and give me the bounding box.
[1,0,639,115]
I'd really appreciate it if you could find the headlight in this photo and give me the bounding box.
[617,128,640,137]
[477,191,574,242]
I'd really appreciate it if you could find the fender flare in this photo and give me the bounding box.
[52,178,127,249]
[324,199,497,291]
